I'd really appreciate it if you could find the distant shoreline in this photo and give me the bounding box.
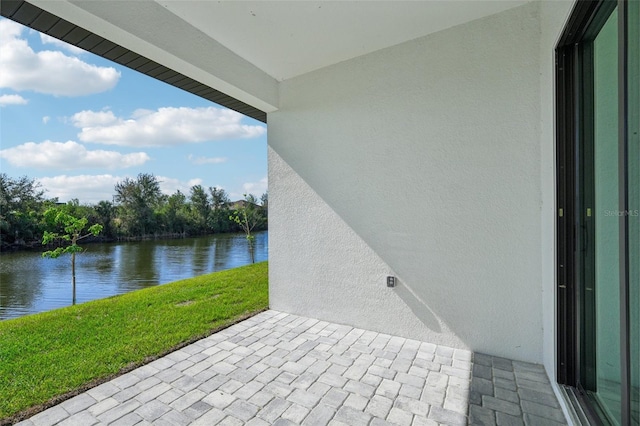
[0,229,267,254]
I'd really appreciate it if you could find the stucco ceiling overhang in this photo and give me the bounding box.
[1,0,530,121]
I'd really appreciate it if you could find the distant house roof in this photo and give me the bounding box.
[228,200,259,210]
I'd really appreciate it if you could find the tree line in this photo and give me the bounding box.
[0,173,267,251]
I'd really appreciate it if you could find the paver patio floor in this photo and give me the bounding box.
[16,310,567,426]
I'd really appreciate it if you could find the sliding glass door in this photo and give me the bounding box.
[629,1,639,423]
[590,7,621,422]
[556,1,639,424]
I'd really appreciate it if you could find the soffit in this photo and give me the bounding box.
[157,1,530,82]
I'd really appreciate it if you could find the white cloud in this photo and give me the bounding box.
[38,174,122,204]
[71,110,118,127]
[0,19,22,42]
[188,154,228,165]
[242,176,268,196]
[42,116,50,124]
[0,19,120,96]
[0,94,28,106]
[39,33,85,55]
[0,140,150,170]
[157,176,203,195]
[72,107,266,147]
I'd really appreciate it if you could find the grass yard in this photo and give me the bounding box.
[0,261,268,423]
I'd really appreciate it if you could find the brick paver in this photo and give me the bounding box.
[14,311,567,425]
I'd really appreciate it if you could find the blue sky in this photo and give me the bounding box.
[0,18,267,204]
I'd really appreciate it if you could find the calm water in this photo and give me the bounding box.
[0,231,267,320]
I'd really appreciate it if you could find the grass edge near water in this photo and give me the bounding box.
[0,262,269,425]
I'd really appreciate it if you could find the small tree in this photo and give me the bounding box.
[41,208,102,305]
[229,194,264,263]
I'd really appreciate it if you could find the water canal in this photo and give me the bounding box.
[0,231,267,320]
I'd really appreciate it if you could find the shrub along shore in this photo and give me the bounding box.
[0,173,268,253]
[0,262,268,424]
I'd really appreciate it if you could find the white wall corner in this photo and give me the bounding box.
[268,2,550,363]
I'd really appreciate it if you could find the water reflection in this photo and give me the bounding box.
[0,252,46,317]
[0,231,267,320]
[190,237,213,276]
[117,242,160,288]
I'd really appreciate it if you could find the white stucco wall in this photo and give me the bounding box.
[269,1,571,363]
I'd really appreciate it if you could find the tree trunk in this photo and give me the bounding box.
[248,239,255,264]
[72,252,76,305]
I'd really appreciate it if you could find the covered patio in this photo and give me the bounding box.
[3,0,639,423]
[16,311,566,426]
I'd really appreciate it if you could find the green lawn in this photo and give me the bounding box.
[0,261,268,422]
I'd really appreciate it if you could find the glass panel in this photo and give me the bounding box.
[592,8,621,424]
[628,1,640,424]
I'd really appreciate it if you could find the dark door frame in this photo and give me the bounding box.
[555,0,632,424]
